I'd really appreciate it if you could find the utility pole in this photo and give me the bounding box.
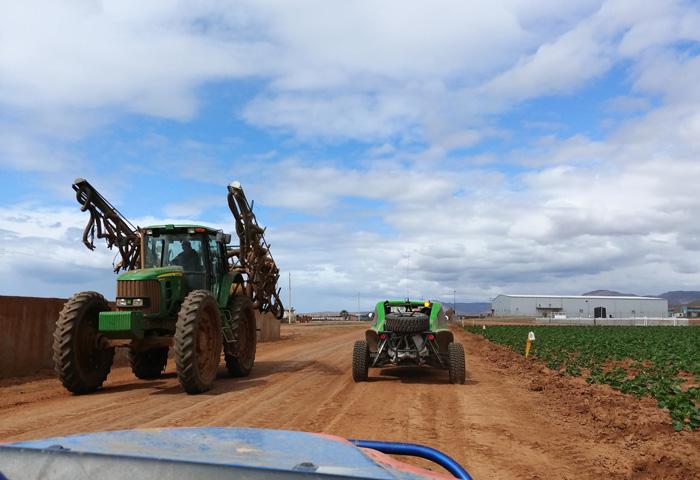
[288,272,292,322]
[357,292,360,315]
[453,289,456,314]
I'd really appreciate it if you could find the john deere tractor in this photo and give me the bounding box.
[53,179,284,394]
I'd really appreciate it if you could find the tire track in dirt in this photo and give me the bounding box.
[0,324,359,439]
[1,322,698,479]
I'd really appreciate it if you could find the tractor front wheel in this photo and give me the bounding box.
[224,295,257,377]
[53,291,114,394]
[174,290,222,394]
[129,347,168,379]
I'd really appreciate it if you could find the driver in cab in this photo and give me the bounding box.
[172,240,201,271]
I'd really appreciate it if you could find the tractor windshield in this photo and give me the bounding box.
[144,234,204,272]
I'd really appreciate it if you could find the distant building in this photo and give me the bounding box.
[680,300,700,318]
[492,294,668,318]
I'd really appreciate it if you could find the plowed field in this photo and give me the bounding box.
[1,323,698,479]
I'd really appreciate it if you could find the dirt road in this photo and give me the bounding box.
[1,323,697,479]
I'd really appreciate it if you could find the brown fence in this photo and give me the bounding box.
[0,295,280,379]
[0,296,66,378]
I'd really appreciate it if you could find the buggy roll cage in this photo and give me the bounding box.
[350,439,473,479]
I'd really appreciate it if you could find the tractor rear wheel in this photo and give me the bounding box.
[225,295,257,377]
[174,290,222,394]
[129,347,168,379]
[53,291,114,394]
[352,340,370,382]
[448,342,466,385]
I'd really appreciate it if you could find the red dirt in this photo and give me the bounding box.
[0,323,697,479]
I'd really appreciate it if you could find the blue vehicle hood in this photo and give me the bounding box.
[0,427,452,480]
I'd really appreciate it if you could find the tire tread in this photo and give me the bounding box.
[225,295,257,377]
[384,313,429,333]
[352,340,370,382]
[174,290,222,394]
[448,342,466,384]
[53,291,114,394]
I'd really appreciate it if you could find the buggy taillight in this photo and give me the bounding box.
[427,334,435,341]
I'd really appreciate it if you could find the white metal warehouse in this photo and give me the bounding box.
[491,294,668,318]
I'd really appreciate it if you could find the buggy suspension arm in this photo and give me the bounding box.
[227,182,284,319]
[72,178,140,272]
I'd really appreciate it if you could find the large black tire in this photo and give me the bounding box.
[174,290,222,394]
[224,295,257,377]
[129,347,168,379]
[448,342,466,385]
[352,340,370,382]
[53,291,115,394]
[384,312,429,333]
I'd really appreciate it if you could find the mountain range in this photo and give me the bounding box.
[452,302,491,314]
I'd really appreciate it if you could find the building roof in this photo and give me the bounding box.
[686,300,700,309]
[496,294,663,301]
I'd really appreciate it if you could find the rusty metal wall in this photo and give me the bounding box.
[0,295,280,379]
[0,295,65,378]
[255,310,281,342]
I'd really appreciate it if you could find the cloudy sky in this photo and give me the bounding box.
[1,0,700,311]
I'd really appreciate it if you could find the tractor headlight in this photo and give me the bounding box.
[117,298,145,307]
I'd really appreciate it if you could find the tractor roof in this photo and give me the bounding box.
[143,224,221,234]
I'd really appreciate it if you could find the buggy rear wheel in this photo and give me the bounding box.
[352,340,370,382]
[448,342,466,384]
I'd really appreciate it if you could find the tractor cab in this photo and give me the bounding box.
[141,225,231,295]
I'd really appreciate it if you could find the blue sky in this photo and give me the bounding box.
[2,0,700,311]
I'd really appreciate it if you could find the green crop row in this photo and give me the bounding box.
[466,325,700,431]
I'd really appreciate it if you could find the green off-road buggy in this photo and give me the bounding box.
[352,300,465,384]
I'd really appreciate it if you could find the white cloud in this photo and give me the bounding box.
[480,21,612,102]
[162,195,221,218]
[249,88,700,309]
[0,1,269,120]
[604,95,651,113]
[243,93,421,141]
[1,0,697,147]
[2,0,700,310]
[0,130,76,172]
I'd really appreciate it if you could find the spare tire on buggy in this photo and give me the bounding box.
[384,312,429,333]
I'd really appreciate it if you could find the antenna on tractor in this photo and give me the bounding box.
[405,251,410,301]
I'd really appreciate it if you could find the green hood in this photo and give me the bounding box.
[117,266,184,281]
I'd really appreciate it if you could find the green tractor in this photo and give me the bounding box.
[53,179,284,394]
[352,300,465,384]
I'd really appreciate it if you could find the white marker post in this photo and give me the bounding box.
[525,331,536,358]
